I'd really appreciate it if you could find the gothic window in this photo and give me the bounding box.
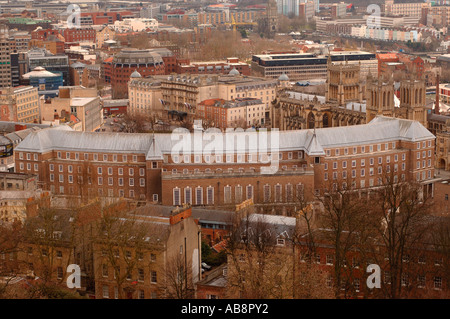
[308,112,315,129]
[263,184,271,203]
[323,113,329,128]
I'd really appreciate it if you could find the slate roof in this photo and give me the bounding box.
[15,116,435,157]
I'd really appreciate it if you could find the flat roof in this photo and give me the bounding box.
[71,97,98,106]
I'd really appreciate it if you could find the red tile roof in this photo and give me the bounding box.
[212,240,228,253]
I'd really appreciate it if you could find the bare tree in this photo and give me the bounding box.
[430,216,450,297]
[225,208,283,298]
[22,208,76,285]
[161,253,195,299]
[129,33,151,49]
[292,201,335,299]
[78,160,96,204]
[92,206,151,299]
[0,221,24,298]
[122,112,152,133]
[315,180,374,298]
[365,171,433,299]
[293,261,334,299]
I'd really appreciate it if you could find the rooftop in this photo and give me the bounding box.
[15,116,435,158]
[22,67,60,79]
[70,97,98,106]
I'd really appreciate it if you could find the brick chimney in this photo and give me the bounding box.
[15,124,27,131]
[169,204,192,225]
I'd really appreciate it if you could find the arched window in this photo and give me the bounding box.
[323,113,329,128]
[308,112,315,129]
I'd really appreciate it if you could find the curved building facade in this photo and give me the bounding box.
[21,66,63,98]
[112,49,165,99]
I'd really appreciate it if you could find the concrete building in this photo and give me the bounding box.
[277,0,300,17]
[251,50,378,81]
[299,1,315,22]
[160,73,278,124]
[113,18,158,33]
[129,72,278,124]
[0,86,40,123]
[197,9,259,26]
[0,26,12,88]
[176,57,250,76]
[40,86,101,132]
[331,2,347,19]
[0,187,40,224]
[384,0,429,17]
[7,30,31,54]
[315,18,366,33]
[128,72,163,117]
[140,4,163,19]
[25,48,69,86]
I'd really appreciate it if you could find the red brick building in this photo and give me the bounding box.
[297,227,449,299]
[148,48,177,74]
[14,116,437,216]
[111,49,165,98]
[102,56,113,83]
[196,97,266,130]
[398,54,425,78]
[31,28,61,41]
[195,99,229,129]
[63,27,96,43]
[376,53,400,75]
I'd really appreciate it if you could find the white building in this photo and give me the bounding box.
[277,0,300,16]
[113,18,159,33]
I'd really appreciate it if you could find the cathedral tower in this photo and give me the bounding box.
[267,0,278,36]
[326,58,363,106]
[398,76,427,127]
[365,74,395,123]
